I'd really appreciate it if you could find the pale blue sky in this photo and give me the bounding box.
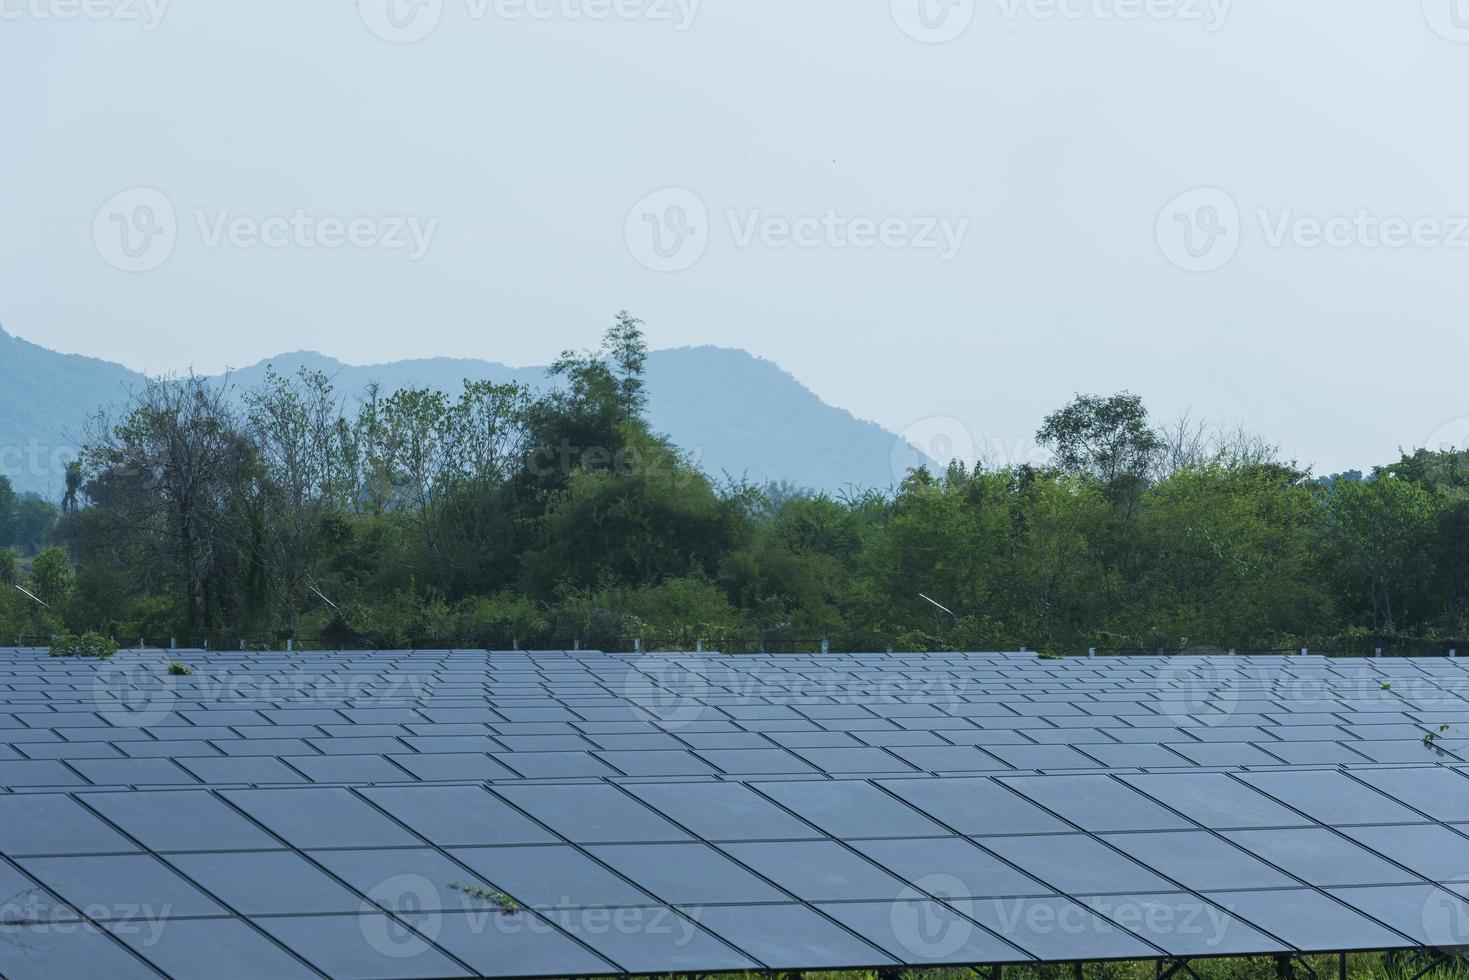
[2,0,1467,473]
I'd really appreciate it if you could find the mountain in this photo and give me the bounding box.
[0,328,146,498]
[1,327,934,497]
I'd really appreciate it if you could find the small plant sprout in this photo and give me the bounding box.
[448,881,520,915]
[168,662,193,676]
[1381,682,1391,691]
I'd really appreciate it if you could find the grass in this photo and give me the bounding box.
[447,881,520,916]
[739,958,1469,979]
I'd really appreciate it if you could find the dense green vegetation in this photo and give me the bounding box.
[3,313,1467,654]
[715,960,1469,979]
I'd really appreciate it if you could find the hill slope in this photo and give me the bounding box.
[0,327,146,497]
[2,329,931,497]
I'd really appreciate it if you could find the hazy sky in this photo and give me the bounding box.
[3,0,1467,475]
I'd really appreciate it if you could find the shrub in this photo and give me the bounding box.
[49,631,118,659]
[168,662,193,675]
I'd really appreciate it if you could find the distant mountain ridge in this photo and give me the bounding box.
[0,327,935,497]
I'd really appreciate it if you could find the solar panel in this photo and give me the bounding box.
[718,840,907,901]
[109,918,318,980]
[1197,889,1407,952]
[978,834,1177,894]
[999,774,1194,832]
[447,844,657,909]
[753,779,949,838]
[8,645,1469,975]
[685,903,894,970]
[1098,831,1299,890]
[17,854,228,918]
[162,850,362,915]
[1221,829,1421,887]
[849,836,1052,899]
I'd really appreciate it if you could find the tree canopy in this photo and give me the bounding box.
[6,316,1467,655]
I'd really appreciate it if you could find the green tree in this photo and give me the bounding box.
[1037,392,1162,505]
[1132,464,1330,646]
[1325,474,1434,632]
[0,474,16,547]
[30,546,76,607]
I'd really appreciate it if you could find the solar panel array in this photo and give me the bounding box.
[4,648,1469,978]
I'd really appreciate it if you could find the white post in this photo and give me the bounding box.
[695,639,704,653]
[1088,647,1097,658]
[572,639,579,651]
[634,637,641,653]
[286,638,293,653]
[821,639,829,655]
[170,637,176,651]
[1229,649,1236,656]
[1375,647,1383,658]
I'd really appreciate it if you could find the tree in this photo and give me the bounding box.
[1037,392,1162,504]
[30,546,75,607]
[61,460,83,516]
[0,475,16,547]
[604,310,648,425]
[1132,463,1330,645]
[11,495,59,553]
[1325,474,1434,632]
[245,368,356,635]
[82,374,248,632]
